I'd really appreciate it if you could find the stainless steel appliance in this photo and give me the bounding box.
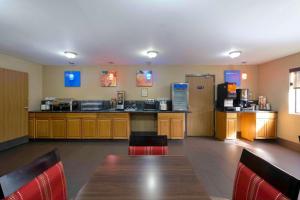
[159,99,168,111]
[80,101,104,111]
[52,98,78,111]
[116,91,125,110]
[171,83,189,111]
[216,82,237,111]
[41,100,52,111]
[143,99,157,111]
[235,89,250,108]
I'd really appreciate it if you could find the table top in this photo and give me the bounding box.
[75,155,211,200]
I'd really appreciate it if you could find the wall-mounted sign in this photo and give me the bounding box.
[141,88,148,97]
[101,70,117,87]
[136,70,153,87]
[64,71,81,87]
[224,70,241,86]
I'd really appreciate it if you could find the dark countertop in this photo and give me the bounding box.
[217,110,277,113]
[29,109,190,113]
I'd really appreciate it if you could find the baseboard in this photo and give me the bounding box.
[277,138,300,153]
[0,136,29,151]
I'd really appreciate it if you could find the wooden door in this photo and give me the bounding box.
[36,119,50,138]
[266,119,276,138]
[1,69,28,142]
[0,69,4,142]
[186,75,214,136]
[171,118,184,139]
[51,119,66,138]
[97,119,112,139]
[67,119,81,139]
[158,119,170,138]
[82,119,97,138]
[226,119,237,139]
[113,119,128,139]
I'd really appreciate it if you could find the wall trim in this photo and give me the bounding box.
[0,136,29,152]
[277,138,300,153]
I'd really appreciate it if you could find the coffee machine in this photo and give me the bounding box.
[217,83,237,111]
[116,91,125,110]
[234,89,250,108]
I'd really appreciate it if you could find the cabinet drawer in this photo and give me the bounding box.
[61,113,98,118]
[226,113,237,119]
[79,113,97,118]
[256,112,276,119]
[158,113,184,119]
[50,113,66,118]
[29,113,35,118]
[98,113,129,119]
[35,113,51,118]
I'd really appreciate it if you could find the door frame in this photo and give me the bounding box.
[185,74,216,137]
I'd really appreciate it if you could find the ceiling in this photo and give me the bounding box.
[0,0,300,66]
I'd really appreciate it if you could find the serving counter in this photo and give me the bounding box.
[29,110,187,140]
[215,110,277,141]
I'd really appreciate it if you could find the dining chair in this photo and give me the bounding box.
[0,148,67,200]
[128,134,168,155]
[233,148,300,200]
[212,149,300,200]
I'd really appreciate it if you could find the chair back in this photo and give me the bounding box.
[128,135,168,155]
[233,149,300,200]
[0,149,67,199]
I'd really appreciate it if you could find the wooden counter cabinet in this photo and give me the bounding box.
[35,113,51,138]
[255,113,277,139]
[216,111,277,141]
[215,111,237,140]
[81,114,97,139]
[158,113,185,139]
[98,113,130,139]
[50,113,66,139]
[29,112,130,140]
[28,113,35,139]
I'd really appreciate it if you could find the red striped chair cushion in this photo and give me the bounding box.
[233,162,288,200]
[5,161,67,200]
[128,146,168,155]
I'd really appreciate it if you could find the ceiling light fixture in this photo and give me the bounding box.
[147,50,158,58]
[64,51,77,59]
[228,51,241,59]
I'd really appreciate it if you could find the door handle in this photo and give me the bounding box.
[24,107,28,109]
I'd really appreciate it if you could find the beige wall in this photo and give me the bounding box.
[258,52,300,143]
[43,64,258,100]
[0,53,43,110]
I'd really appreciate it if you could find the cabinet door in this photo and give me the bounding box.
[67,119,81,139]
[158,119,170,138]
[35,119,50,138]
[113,119,128,139]
[170,118,184,139]
[51,119,66,138]
[97,119,112,139]
[82,119,97,138]
[28,119,35,138]
[256,119,267,138]
[226,119,237,139]
[266,119,276,138]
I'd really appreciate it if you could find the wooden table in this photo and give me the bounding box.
[76,155,211,200]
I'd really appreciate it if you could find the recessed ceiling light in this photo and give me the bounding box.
[228,51,241,59]
[64,51,77,59]
[147,50,158,58]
